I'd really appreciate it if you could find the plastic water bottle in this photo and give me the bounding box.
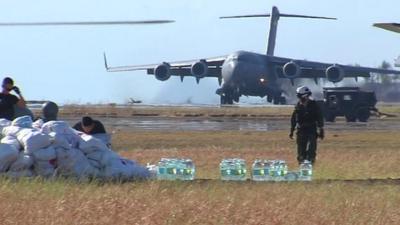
[157,158,167,180]
[252,160,275,181]
[284,171,299,182]
[157,158,174,180]
[278,160,288,180]
[157,158,196,180]
[299,160,313,181]
[251,159,300,182]
[220,158,247,181]
[252,159,265,181]
[268,160,278,180]
[178,159,195,181]
[266,160,288,181]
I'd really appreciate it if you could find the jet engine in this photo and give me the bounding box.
[191,60,208,78]
[154,63,171,81]
[326,65,344,83]
[282,61,301,79]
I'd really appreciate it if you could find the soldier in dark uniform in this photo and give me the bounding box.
[73,116,106,135]
[0,77,26,120]
[289,86,324,164]
[41,101,59,122]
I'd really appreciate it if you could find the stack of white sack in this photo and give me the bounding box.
[78,134,150,180]
[0,116,151,181]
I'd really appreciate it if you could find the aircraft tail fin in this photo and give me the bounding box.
[103,52,109,70]
[220,6,336,56]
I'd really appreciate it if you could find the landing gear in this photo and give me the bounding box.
[267,95,273,103]
[270,95,287,105]
[220,95,234,105]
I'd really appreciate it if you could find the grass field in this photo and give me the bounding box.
[1,129,400,224]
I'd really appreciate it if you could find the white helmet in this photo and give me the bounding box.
[296,86,312,98]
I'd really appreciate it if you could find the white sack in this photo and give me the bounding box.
[0,119,11,133]
[17,129,51,153]
[1,136,21,151]
[78,134,109,154]
[31,146,56,161]
[32,119,44,130]
[9,153,33,171]
[100,150,121,166]
[88,159,102,169]
[41,121,72,134]
[0,143,19,172]
[92,133,112,146]
[2,126,22,137]
[33,160,55,178]
[42,121,80,148]
[12,116,33,128]
[86,148,118,162]
[56,148,99,178]
[86,149,120,169]
[86,150,104,162]
[103,158,150,180]
[49,132,71,150]
[6,169,34,178]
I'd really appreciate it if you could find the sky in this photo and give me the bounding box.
[0,0,399,104]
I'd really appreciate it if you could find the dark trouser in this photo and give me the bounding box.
[296,131,318,164]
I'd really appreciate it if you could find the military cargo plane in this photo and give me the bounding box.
[374,23,400,67]
[105,6,400,105]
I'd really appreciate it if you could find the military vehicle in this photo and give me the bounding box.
[316,87,378,122]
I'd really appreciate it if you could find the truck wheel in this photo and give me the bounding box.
[280,96,287,105]
[357,107,370,122]
[325,113,336,122]
[345,114,357,123]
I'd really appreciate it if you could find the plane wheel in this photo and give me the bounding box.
[221,95,234,105]
[267,96,273,103]
[273,95,284,105]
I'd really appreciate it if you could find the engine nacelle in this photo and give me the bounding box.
[282,61,301,79]
[191,60,208,78]
[326,65,345,83]
[154,63,171,81]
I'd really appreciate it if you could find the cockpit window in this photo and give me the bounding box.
[237,54,255,62]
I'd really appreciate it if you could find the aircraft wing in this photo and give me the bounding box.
[374,23,400,33]
[270,56,400,80]
[104,53,226,78]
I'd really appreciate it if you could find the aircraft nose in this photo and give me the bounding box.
[222,57,238,81]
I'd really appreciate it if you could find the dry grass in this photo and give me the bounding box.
[0,179,399,225]
[113,130,400,180]
[1,129,400,224]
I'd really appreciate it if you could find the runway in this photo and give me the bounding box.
[61,116,400,132]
